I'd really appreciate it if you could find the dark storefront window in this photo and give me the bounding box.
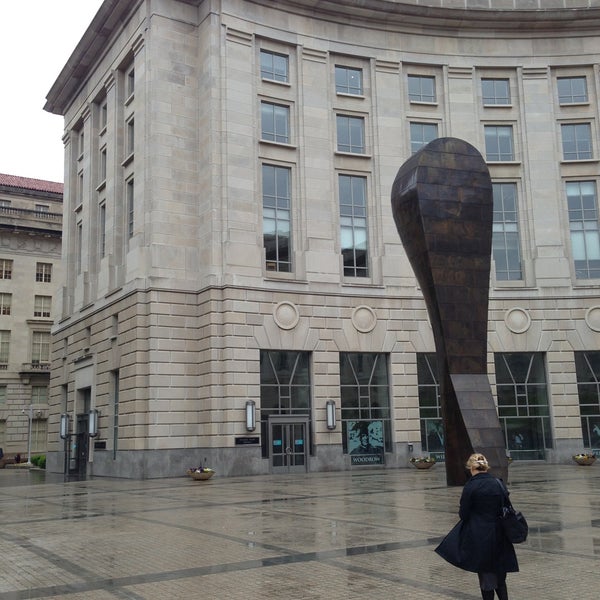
[574,351,600,452]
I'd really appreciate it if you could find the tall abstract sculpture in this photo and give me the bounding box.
[391,137,508,485]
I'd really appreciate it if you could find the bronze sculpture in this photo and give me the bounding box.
[391,137,508,485]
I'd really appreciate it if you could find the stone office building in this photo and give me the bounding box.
[0,174,63,460]
[44,0,600,478]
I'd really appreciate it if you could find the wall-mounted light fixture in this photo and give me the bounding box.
[60,413,70,439]
[245,400,256,431]
[88,409,99,438]
[408,443,414,453]
[326,400,336,430]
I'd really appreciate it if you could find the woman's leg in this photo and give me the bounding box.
[495,573,508,600]
[478,573,496,600]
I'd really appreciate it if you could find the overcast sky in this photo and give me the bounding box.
[0,1,104,183]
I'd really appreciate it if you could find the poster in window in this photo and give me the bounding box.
[348,420,384,465]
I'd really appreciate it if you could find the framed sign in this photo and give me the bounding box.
[348,420,384,465]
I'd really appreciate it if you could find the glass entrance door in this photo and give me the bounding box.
[270,418,307,474]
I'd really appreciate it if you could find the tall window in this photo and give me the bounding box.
[35,263,52,283]
[31,385,48,404]
[77,221,83,274]
[339,174,369,278]
[494,352,552,460]
[126,117,135,156]
[558,76,588,104]
[561,123,593,160]
[261,102,290,144]
[34,296,52,318]
[492,183,522,280]
[100,101,108,130]
[112,369,120,459]
[482,78,510,105]
[99,202,106,258]
[417,353,444,456]
[259,350,311,457]
[262,164,291,273]
[0,259,12,279]
[335,66,363,95]
[0,330,9,365]
[410,122,438,154]
[485,125,514,161]
[567,181,600,279]
[126,178,134,239]
[32,331,51,364]
[0,293,11,315]
[408,75,436,103]
[575,351,600,451]
[340,353,392,456]
[0,385,6,404]
[260,50,288,83]
[99,147,107,183]
[336,115,365,154]
[126,66,135,98]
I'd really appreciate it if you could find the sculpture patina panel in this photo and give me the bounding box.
[391,137,508,485]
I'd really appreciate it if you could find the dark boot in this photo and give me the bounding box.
[481,590,494,600]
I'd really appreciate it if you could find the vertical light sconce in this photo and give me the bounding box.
[245,400,256,431]
[60,413,70,439]
[326,400,336,430]
[88,409,99,438]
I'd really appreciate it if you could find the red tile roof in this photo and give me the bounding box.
[0,173,63,195]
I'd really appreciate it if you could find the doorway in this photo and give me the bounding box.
[269,416,308,474]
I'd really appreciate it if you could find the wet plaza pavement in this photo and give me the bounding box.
[0,462,599,599]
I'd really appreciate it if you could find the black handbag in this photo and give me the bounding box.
[496,479,528,544]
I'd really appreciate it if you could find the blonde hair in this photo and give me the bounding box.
[466,453,490,472]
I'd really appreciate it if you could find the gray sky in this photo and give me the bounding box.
[0,1,104,183]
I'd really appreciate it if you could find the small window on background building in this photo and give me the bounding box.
[561,123,593,160]
[336,115,365,153]
[34,295,52,318]
[127,117,135,156]
[335,66,363,95]
[35,263,52,283]
[410,122,438,154]
[485,125,515,161]
[408,75,436,103]
[558,76,588,104]
[127,178,135,239]
[260,50,289,83]
[482,78,511,105]
[31,385,48,404]
[100,101,108,130]
[0,330,10,365]
[0,259,11,280]
[0,293,10,315]
[127,67,135,98]
[0,385,6,404]
[100,147,107,183]
[31,331,50,365]
[261,102,290,144]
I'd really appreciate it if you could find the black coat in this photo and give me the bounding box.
[435,472,519,574]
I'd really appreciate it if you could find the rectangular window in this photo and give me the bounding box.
[35,263,52,283]
[77,221,83,274]
[561,123,593,160]
[410,122,438,154]
[0,385,6,405]
[567,181,600,279]
[78,130,85,158]
[99,202,106,258]
[482,78,511,105]
[126,178,134,239]
[127,67,135,98]
[100,101,108,130]
[126,117,134,156]
[262,164,291,273]
[494,352,552,460]
[34,295,52,318]
[261,102,290,144]
[335,66,363,95]
[340,353,392,456]
[575,351,600,451]
[112,369,120,459]
[31,385,48,404]
[0,259,12,280]
[99,147,107,182]
[32,331,51,364]
[260,50,289,83]
[408,75,436,103]
[0,293,11,315]
[0,330,10,365]
[339,174,369,278]
[485,125,514,161]
[492,183,522,280]
[558,76,588,104]
[336,115,365,154]
[417,353,444,457]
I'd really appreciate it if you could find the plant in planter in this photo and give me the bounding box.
[409,456,436,469]
[572,453,596,466]
[187,466,216,480]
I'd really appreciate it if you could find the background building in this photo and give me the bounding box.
[44,0,600,478]
[0,174,63,460]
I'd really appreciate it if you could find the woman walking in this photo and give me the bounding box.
[435,453,519,600]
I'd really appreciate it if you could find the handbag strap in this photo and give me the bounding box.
[495,478,511,507]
